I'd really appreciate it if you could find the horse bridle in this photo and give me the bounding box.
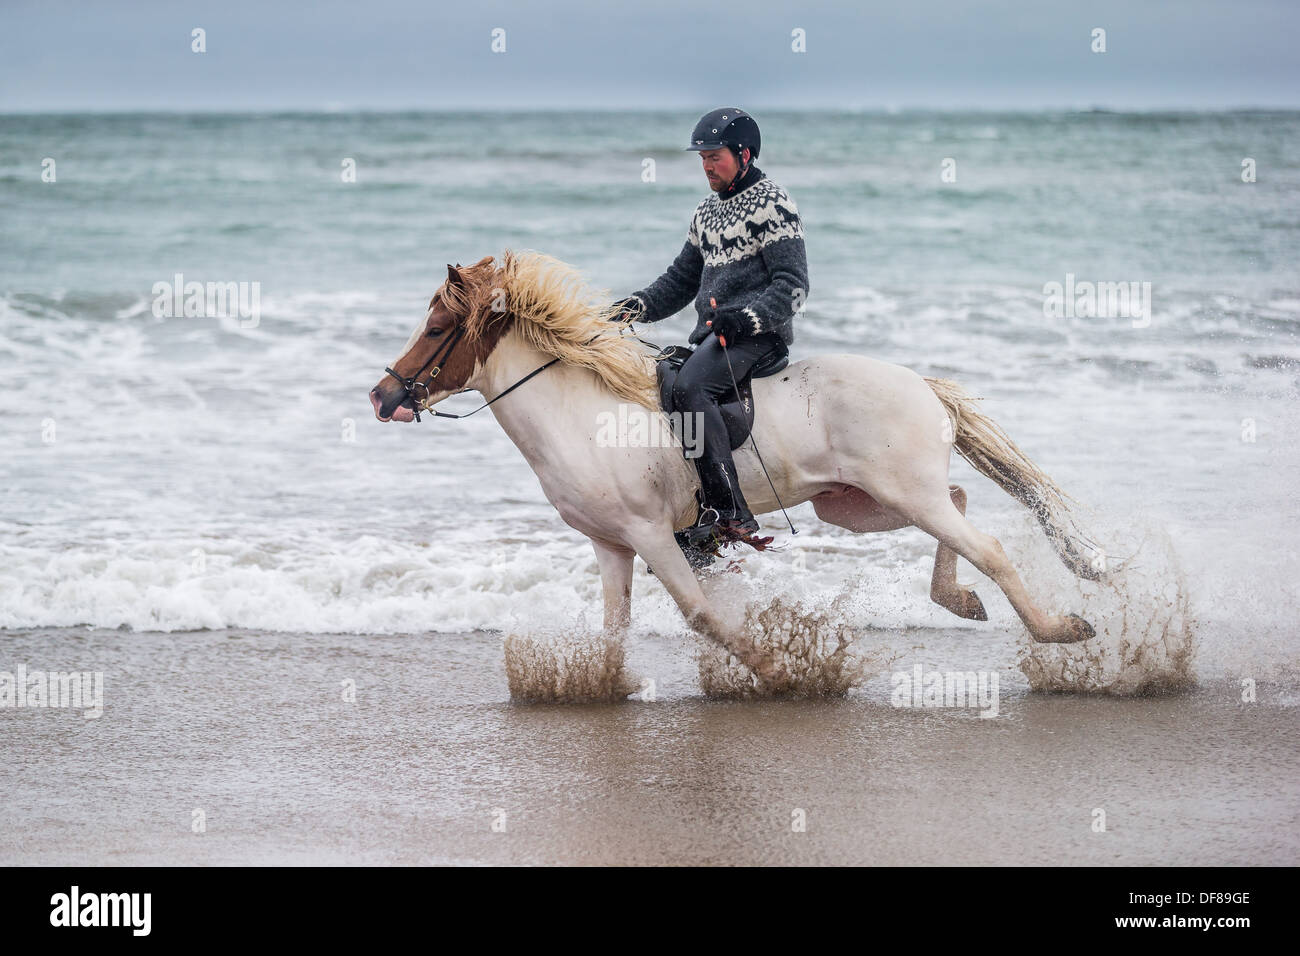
[382,323,469,422]
[382,320,666,423]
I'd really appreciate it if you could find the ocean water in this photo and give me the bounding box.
[1,110,1298,686]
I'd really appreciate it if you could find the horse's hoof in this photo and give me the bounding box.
[746,656,786,695]
[963,590,988,622]
[1032,613,1096,644]
[1067,613,1096,641]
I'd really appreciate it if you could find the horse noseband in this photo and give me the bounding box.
[384,325,467,421]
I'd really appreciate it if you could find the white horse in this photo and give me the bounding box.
[370,252,1100,689]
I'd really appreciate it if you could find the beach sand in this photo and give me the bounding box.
[1,625,1296,866]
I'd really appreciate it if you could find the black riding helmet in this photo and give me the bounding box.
[685,108,761,192]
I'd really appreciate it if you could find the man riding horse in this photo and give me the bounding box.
[368,111,1101,682]
[610,107,809,544]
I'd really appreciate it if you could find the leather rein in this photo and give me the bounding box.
[383,325,664,423]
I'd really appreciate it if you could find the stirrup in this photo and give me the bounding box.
[678,509,766,552]
[678,512,724,550]
[715,513,760,538]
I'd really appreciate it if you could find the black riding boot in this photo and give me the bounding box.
[689,455,760,540]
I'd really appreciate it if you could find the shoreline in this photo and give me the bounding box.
[1,627,1296,865]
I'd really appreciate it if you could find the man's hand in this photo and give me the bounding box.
[608,296,645,324]
[707,306,747,344]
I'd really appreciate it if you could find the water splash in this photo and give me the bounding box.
[1018,523,1197,695]
[697,596,877,699]
[503,620,639,703]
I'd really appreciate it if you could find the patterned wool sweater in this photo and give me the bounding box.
[628,166,808,346]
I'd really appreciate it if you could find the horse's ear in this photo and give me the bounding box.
[447,263,463,286]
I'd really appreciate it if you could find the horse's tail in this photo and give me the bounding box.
[925,377,1102,580]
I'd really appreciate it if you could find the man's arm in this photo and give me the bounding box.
[734,231,809,338]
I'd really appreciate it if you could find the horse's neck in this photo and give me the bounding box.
[472,330,603,466]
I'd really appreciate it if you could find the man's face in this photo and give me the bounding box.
[700,147,748,191]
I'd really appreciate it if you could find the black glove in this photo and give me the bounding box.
[708,306,747,343]
[609,296,645,324]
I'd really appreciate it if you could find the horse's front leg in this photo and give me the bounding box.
[590,537,634,637]
[630,526,781,690]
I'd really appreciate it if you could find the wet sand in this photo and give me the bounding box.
[1,627,1296,866]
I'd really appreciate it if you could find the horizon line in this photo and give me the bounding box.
[3,104,1298,117]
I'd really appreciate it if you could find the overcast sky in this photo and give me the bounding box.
[2,0,1297,112]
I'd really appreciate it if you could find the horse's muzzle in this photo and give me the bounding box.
[370,385,414,423]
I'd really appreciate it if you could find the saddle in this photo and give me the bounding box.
[654,342,789,450]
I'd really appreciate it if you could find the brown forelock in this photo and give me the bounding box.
[397,255,511,395]
[438,255,512,390]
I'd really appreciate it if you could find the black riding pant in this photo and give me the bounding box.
[670,332,785,461]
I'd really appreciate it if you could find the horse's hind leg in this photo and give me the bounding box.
[906,493,1094,644]
[814,483,987,622]
[930,485,988,621]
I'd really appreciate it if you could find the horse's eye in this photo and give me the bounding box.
[427,327,444,338]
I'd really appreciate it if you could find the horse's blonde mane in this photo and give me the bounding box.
[453,250,659,410]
